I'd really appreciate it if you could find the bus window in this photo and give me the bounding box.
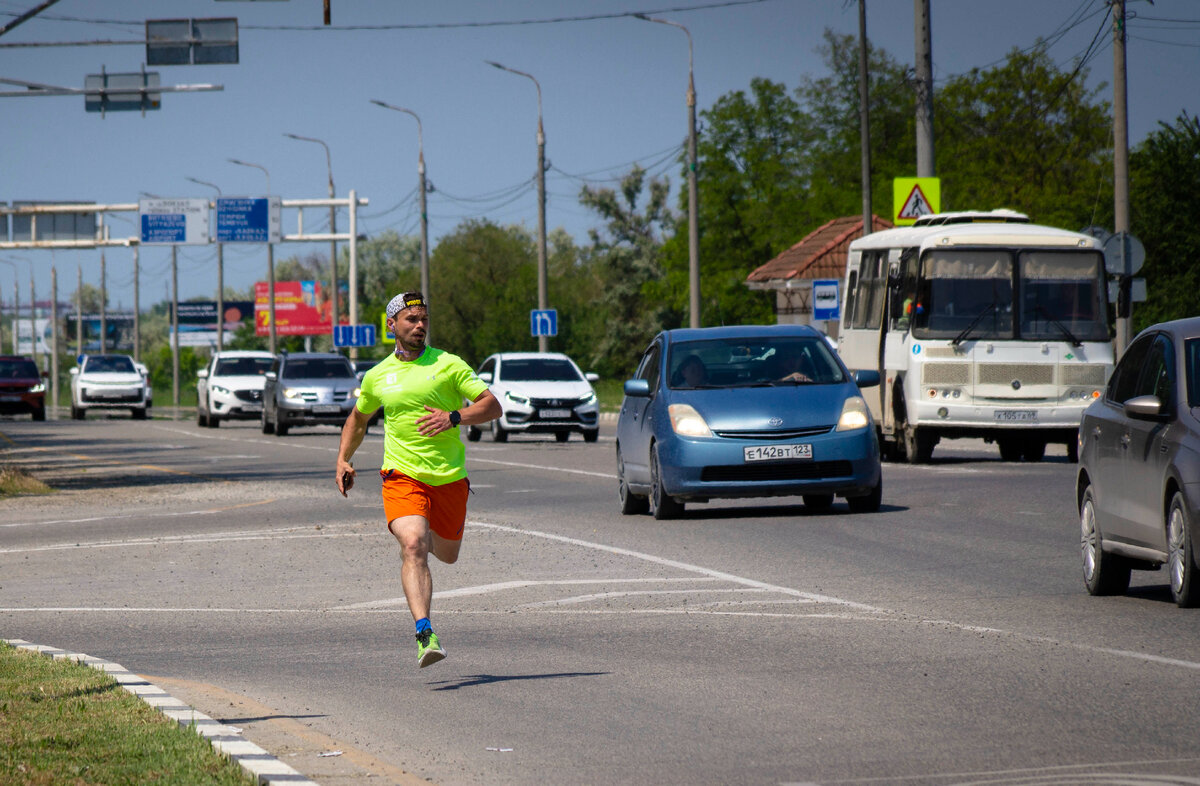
[1018,251,1109,342]
[890,249,918,331]
[843,269,859,329]
[853,251,886,330]
[914,249,1013,339]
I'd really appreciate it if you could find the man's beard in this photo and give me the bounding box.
[398,334,426,355]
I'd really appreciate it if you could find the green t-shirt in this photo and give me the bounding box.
[356,348,489,485]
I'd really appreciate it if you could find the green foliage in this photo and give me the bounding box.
[1128,112,1200,329]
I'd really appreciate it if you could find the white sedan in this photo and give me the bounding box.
[70,354,150,420]
[466,351,600,443]
[196,350,275,428]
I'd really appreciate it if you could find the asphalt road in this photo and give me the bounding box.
[2,414,1198,786]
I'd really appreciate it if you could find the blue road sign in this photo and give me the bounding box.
[216,197,281,243]
[334,324,377,347]
[812,279,840,321]
[531,308,557,337]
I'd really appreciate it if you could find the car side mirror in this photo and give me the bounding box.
[197,369,209,379]
[69,367,79,376]
[41,369,49,378]
[479,371,493,384]
[623,379,651,398]
[1123,394,1168,420]
[265,371,277,381]
[853,369,881,389]
[585,372,599,383]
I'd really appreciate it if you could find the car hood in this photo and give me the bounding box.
[496,380,594,399]
[79,372,143,384]
[210,374,268,390]
[0,376,40,386]
[674,384,855,430]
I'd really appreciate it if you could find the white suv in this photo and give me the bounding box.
[196,350,275,427]
[467,352,600,443]
[69,354,150,420]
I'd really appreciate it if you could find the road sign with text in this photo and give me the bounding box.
[216,197,281,243]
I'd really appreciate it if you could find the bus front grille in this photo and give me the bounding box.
[922,362,970,385]
[1060,364,1108,386]
[977,363,1054,386]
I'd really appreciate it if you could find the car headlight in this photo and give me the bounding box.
[30,383,45,394]
[352,387,361,398]
[668,403,712,437]
[211,384,231,395]
[282,388,302,399]
[505,391,530,406]
[836,396,871,431]
[580,391,597,405]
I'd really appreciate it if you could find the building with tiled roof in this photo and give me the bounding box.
[746,214,892,335]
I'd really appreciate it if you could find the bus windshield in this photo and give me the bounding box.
[912,248,1107,343]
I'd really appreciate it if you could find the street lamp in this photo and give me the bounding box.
[486,59,549,352]
[370,100,430,341]
[228,158,277,355]
[186,176,225,352]
[0,258,20,354]
[283,133,339,349]
[635,13,700,328]
[1,257,35,359]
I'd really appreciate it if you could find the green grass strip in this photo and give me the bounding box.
[0,642,255,785]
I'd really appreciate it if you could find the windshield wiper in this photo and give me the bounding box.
[952,302,998,346]
[1034,305,1083,347]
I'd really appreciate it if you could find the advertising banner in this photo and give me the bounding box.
[65,312,136,352]
[254,281,332,337]
[172,300,254,347]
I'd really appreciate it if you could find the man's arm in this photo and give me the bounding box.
[336,407,372,496]
[416,389,502,437]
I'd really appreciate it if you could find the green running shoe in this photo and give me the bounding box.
[416,630,446,668]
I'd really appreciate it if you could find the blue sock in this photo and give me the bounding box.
[415,617,432,635]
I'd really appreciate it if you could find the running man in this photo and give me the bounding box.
[336,291,501,668]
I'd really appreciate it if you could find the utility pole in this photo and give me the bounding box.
[914,0,935,177]
[858,0,873,237]
[1112,0,1132,358]
[50,267,58,414]
[171,246,179,411]
[99,252,106,353]
[132,246,140,362]
[75,266,81,358]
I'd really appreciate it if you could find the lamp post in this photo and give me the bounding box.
[486,60,549,352]
[635,13,700,328]
[0,258,19,354]
[370,100,430,342]
[228,158,276,355]
[186,176,225,352]
[283,133,339,350]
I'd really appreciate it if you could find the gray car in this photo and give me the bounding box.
[1076,317,1200,607]
[261,352,360,436]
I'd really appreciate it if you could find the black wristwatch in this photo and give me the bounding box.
[448,410,461,426]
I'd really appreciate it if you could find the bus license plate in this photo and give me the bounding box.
[540,408,571,419]
[994,409,1037,422]
[744,444,812,463]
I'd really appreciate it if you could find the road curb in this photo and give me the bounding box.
[4,639,320,786]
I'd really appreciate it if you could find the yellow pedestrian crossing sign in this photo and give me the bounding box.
[893,177,940,225]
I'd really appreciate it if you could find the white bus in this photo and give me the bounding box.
[838,210,1113,463]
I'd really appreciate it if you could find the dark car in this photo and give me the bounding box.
[1076,317,1200,607]
[616,325,882,519]
[261,352,359,436]
[0,355,47,421]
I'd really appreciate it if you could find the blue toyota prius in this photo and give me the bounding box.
[616,325,882,519]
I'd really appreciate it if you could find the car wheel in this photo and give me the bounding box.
[261,408,275,435]
[1022,439,1046,462]
[131,407,147,420]
[617,444,649,515]
[1167,492,1199,608]
[274,410,289,436]
[998,437,1023,462]
[71,403,83,420]
[847,477,883,513]
[1080,485,1131,596]
[802,494,834,512]
[208,414,220,428]
[491,418,508,443]
[583,429,599,443]
[32,406,45,422]
[466,426,481,442]
[197,408,207,427]
[555,431,569,443]
[649,445,684,520]
[903,425,934,464]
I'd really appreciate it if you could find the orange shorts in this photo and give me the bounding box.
[380,471,470,541]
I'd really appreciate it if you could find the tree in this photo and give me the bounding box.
[1129,112,1200,329]
[579,165,675,377]
[935,47,1111,228]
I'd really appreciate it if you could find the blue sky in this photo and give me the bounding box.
[1,0,1196,311]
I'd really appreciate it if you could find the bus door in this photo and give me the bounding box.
[880,248,918,437]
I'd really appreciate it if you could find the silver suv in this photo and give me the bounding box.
[261,352,359,436]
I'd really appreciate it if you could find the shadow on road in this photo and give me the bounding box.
[428,671,608,692]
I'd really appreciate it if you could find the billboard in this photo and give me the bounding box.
[254,281,332,337]
[15,317,53,356]
[65,312,136,352]
[172,300,254,347]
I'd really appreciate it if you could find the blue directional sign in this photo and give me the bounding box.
[333,324,377,348]
[812,279,840,321]
[216,196,281,243]
[139,198,209,245]
[531,308,557,337]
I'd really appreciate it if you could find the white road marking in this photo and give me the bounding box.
[334,577,719,609]
[519,587,779,608]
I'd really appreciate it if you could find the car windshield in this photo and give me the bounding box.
[0,359,39,378]
[215,357,273,376]
[667,337,845,389]
[501,358,581,382]
[282,358,354,380]
[85,356,135,374]
[1187,338,1200,409]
